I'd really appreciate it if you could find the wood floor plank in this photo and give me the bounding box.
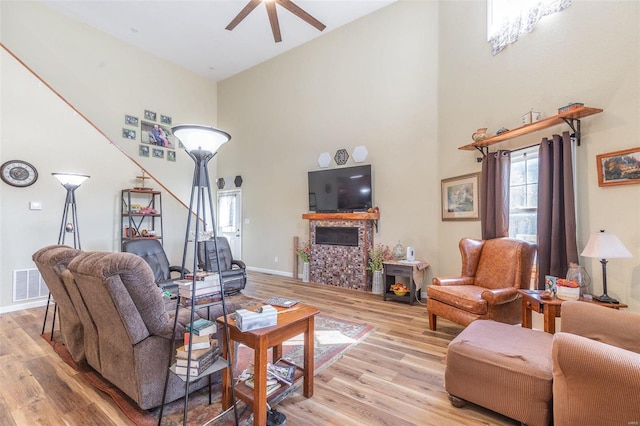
[0,270,520,425]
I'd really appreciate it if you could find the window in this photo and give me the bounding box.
[509,146,538,244]
[487,0,572,55]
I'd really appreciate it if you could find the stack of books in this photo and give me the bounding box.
[174,318,219,377]
[241,361,297,395]
[176,273,222,306]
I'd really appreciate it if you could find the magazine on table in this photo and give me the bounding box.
[267,362,297,386]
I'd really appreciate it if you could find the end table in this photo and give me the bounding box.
[518,289,628,334]
[382,260,429,305]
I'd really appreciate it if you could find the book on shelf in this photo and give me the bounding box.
[174,351,217,377]
[184,333,210,350]
[175,278,222,293]
[175,344,213,360]
[180,293,222,307]
[183,272,220,283]
[175,346,219,368]
[186,318,217,336]
[179,286,222,298]
[244,377,282,396]
[267,362,297,386]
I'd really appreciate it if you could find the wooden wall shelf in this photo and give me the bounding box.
[302,212,379,221]
[459,106,603,154]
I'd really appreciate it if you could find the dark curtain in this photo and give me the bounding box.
[536,131,578,289]
[481,150,511,239]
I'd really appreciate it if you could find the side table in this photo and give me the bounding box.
[382,260,429,305]
[217,303,320,426]
[518,289,628,334]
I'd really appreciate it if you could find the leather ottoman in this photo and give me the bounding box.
[445,320,553,426]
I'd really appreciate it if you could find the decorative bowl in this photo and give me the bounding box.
[393,290,408,296]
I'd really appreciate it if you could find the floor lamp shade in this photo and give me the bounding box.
[581,230,632,303]
[172,124,231,154]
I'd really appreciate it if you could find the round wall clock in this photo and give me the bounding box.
[1,160,38,187]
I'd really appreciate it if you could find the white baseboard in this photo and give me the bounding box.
[246,266,293,278]
[0,298,47,314]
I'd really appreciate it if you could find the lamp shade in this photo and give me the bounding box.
[172,124,231,154]
[52,173,90,187]
[581,230,632,259]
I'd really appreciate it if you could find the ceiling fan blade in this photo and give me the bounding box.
[265,2,282,43]
[226,0,262,31]
[276,0,326,32]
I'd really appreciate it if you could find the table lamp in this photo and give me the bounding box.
[580,230,632,304]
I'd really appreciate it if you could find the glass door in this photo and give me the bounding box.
[216,189,242,260]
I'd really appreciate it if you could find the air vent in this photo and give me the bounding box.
[13,268,47,302]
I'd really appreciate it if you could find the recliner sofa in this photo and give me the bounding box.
[36,246,239,410]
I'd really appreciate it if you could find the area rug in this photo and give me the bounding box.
[43,293,374,426]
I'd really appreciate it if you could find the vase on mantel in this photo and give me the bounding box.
[372,270,384,294]
[302,262,310,283]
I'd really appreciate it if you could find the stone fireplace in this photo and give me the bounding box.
[302,213,379,291]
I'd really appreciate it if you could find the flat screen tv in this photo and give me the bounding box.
[308,165,372,213]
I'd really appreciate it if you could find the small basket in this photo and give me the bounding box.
[393,290,408,296]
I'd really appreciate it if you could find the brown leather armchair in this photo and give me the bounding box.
[427,237,536,331]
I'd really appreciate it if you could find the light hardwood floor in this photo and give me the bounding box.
[0,271,518,425]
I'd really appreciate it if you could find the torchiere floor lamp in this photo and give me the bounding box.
[157,125,238,426]
[41,173,89,339]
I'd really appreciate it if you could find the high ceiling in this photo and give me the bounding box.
[40,0,396,82]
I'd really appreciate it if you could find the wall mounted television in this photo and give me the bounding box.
[308,165,372,213]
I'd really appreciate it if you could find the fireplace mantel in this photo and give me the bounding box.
[302,212,379,221]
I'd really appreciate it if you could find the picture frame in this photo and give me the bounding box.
[441,172,481,221]
[144,110,157,121]
[122,128,136,140]
[139,145,149,157]
[124,114,139,126]
[152,148,165,159]
[160,115,172,125]
[596,147,640,187]
[167,150,176,162]
[140,120,177,149]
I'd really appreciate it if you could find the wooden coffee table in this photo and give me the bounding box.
[217,303,319,426]
[518,289,628,334]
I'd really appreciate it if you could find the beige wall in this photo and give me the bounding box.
[217,1,440,284]
[437,0,640,312]
[0,2,219,310]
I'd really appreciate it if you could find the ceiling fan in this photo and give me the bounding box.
[226,0,326,43]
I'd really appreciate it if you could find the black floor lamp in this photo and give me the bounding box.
[157,124,238,426]
[41,172,90,338]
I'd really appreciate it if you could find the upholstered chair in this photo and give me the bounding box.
[197,237,247,295]
[552,301,640,425]
[122,238,187,288]
[66,250,238,409]
[32,245,83,361]
[427,237,536,331]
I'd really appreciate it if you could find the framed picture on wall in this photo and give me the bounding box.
[125,114,139,126]
[152,148,164,159]
[144,110,157,121]
[596,147,640,187]
[139,145,149,157]
[122,128,136,140]
[441,172,481,221]
[140,120,177,148]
